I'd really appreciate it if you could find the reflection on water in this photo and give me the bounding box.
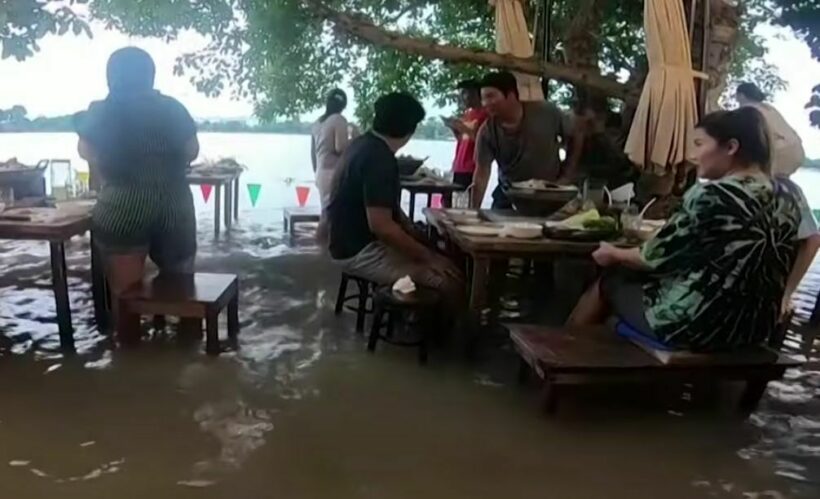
[1,205,818,498]
[0,134,819,497]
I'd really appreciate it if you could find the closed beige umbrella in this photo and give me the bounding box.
[624,0,702,173]
[492,0,544,101]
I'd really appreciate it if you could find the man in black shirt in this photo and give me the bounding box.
[327,92,462,297]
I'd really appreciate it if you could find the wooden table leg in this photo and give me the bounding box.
[205,309,220,355]
[408,191,416,221]
[227,291,239,349]
[233,176,240,221]
[444,192,453,207]
[213,184,222,238]
[468,257,490,314]
[90,233,109,334]
[426,193,433,207]
[486,259,508,325]
[224,181,233,231]
[49,241,75,352]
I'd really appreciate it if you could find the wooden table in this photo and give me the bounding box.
[424,208,633,314]
[186,171,242,237]
[401,179,466,220]
[0,207,106,351]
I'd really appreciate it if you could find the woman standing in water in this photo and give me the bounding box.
[76,47,199,343]
[311,88,354,243]
[311,89,352,209]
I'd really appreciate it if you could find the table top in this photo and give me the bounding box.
[0,205,92,241]
[424,208,633,257]
[124,272,239,308]
[186,170,242,185]
[400,178,466,194]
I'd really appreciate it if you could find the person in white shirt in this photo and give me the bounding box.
[736,82,806,176]
[736,83,820,317]
[311,89,359,244]
[311,89,352,208]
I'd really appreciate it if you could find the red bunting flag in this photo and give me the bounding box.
[200,184,213,203]
[296,185,310,207]
[431,193,443,209]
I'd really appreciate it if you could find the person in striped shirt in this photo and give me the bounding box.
[76,47,199,343]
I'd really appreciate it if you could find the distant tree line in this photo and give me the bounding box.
[0,106,454,140]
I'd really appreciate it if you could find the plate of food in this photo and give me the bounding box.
[445,209,481,224]
[510,179,578,192]
[543,209,619,241]
[457,224,503,237]
[500,222,543,239]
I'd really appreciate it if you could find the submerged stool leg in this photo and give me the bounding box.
[205,309,220,355]
[227,292,240,349]
[334,274,349,315]
[355,279,369,333]
[368,305,385,353]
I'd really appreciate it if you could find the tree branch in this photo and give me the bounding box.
[301,0,639,103]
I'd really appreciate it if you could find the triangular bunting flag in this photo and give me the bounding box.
[200,184,213,203]
[247,183,261,207]
[296,185,310,207]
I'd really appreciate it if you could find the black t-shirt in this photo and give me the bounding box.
[75,91,196,186]
[328,132,400,259]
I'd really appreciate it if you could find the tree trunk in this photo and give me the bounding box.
[702,0,741,112]
[302,0,639,103]
[563,0,605,105]
[563,0,603,69]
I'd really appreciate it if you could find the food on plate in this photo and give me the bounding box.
[582,216,617,231]
[559,209,601,229]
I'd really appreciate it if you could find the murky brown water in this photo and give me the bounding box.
[1,209,818,498]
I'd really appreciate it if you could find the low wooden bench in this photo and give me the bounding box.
[508,324,802,415]
[283,207,321,233]
[119,273,239,355]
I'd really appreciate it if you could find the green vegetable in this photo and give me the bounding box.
[582,217,617,231]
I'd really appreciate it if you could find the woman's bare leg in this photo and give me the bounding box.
[106,253,147,345]
[566,278,609,327]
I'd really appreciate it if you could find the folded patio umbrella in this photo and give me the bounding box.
[624,0,701,174]
[492,0,544,101]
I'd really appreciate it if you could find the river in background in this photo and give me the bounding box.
[0,132,818,498]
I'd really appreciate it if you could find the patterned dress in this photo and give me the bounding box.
[641,174,801,351]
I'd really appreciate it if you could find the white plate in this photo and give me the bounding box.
[445,209,478,217]
[457,225,502,237]
[501,222,543,239]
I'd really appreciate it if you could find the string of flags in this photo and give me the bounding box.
[197,182,310,208]
[196,181,445,209]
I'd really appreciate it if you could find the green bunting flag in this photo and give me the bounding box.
[247,183,261,207]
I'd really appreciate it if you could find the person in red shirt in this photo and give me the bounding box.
[443,80,488,188]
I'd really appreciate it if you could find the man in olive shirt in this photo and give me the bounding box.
[472,71,570,208]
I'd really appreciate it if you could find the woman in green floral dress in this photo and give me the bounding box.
[567,107,802,352]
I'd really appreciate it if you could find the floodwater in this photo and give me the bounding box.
[1,133,819,498]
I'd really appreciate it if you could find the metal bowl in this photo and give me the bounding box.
[396,157,425,177]
[505,187,578,217]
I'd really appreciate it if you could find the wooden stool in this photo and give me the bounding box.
[367,287,441,365]
[508,324,802,415]
[334,272,374,333]
[283,207,321,233]
[119,273,239,355]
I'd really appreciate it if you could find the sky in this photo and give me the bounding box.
[0,20,817,155]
